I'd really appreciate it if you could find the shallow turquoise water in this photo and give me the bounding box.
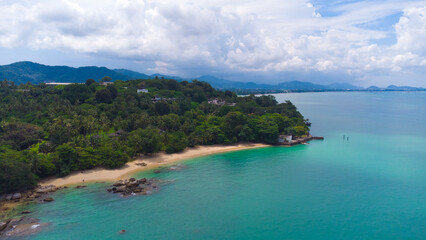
[20,92,426,239]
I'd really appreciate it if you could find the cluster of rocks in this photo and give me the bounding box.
[0,216,48,238]
[0,185,60,220]
[107,178,161,197]
[0,185,60,205]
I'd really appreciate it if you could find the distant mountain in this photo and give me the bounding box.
[385,85,425,91]
[113,69,150,79]
[326,82,363,90]
[0,61,131,85]
[366,85,425,91]
[366,86,381,91]
[0,61,424,92]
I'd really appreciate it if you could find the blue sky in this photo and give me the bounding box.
[0,0,426,87]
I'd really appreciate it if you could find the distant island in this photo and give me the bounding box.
[1,62,424,93]
[0,77,310,195]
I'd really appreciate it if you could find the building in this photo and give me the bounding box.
[137,88,149,93]
[45,82,74,86]
[152,96,176,103]
[208,98,236,107]
[278,135,292,143]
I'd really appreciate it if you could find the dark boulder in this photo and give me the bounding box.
[43,197,54,202]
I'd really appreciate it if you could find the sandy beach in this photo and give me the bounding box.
[40,143,269,187]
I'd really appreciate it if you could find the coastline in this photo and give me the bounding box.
[40,143,269,187]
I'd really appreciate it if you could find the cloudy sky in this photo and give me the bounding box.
[0,0,426,87]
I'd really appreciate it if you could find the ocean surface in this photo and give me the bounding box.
[16,92,426,239]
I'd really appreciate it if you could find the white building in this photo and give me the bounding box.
[137,89,149,93]
[278,135,293,143]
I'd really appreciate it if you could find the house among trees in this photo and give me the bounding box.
[101,82,114,86]
[45,82,74,86]
[137,88,149,93]
[208,98,236,106]
[152,96,176,103]
[278,135,293,143]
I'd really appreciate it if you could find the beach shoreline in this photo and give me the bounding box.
[40,143,269,187]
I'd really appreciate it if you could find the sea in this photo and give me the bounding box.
[13,91,426,239]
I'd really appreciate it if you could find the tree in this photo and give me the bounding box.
[106,85,118,99]
[54,144,78,176]
[256,116,279,144]
[155,102,170,115]
[165,131,188,153]
[101,76,112,83]
[222,111,248,140]
[96,89,112,104]
[128,128,163,155]
[85,79,96,86]
[0,149,37,194]
[96,147,128,169]
[62,84,91,104]
[0,122,43,150]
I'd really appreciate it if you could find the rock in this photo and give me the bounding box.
[35,185,57,194]
[0,219,11,232]
[138,178,147,184]
[107,188,113,192]
[113,180,124,187]
[154,170,161,174]
[129,178,136,182]
[75,185,87,189]
[136,162,147,166]
[1,217,49,237]
[12,193,22,200]
[113,186,125,193]
[119,229,126,233]
[21,210,32,214]
[5,194,13,201]
[133,188,142,193]
[43,197,54,202]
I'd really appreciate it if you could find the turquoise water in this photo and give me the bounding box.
[19,92,426,239]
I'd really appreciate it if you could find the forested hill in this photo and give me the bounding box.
[0,62,132,85]
[0,78,309,194]
[2,62,424,91]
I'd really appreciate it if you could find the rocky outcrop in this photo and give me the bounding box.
[12,193,22,200]
[107,178,162,197]
[43,197,54,202]
[0,217,48,238]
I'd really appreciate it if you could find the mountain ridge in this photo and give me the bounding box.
[1,61,424,91]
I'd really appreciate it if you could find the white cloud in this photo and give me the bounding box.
[0,0,425,86]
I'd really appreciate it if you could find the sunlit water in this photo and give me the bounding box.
[15,91,426,239]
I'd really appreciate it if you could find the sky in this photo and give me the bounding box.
[0,0,426,87]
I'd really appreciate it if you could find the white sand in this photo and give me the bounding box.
[40,143,269,187]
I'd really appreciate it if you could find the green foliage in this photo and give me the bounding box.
[85,79,96,86]
[0,122,43,150]
[0,148,37,194]
[165,131,188,154]
[96,88,113,104]
[54,144,78,176]
[0,78,309,193]
[128,128,163,155]
[62,84,91,104]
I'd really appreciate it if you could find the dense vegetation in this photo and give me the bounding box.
[0,78,309,194]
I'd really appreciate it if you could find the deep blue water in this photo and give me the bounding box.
[17,91,426,239]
